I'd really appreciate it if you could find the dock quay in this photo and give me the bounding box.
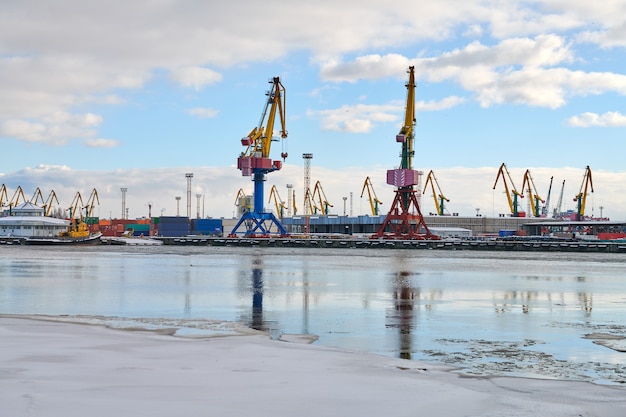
[153,236,626,253]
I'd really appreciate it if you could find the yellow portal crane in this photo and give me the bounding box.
[493,163,523,217]
[8,186,26,212]
[31,187,44,205]
[303,188,317,215]
[61,191,90,238]
[234,188,251,213]
[521,170,545,217]
[312,181,333,215]
[423,170,450,215]
[84,188,100,218]
[268,185,287,218]
[43,190,60,217]
[361,177,382,215]
[574,165,593,220]
[0,184,8,208]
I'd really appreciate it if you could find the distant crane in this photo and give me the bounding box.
[30,187,44,205]
[268,185,287,218]
[542,176,553,217]
[8,186,26,214]
[312,181,333,215]
[231,76,288,237]
[553,180,565,219]
[361,177,382,215]
[84,188,100,218]
[493,163,523,217]
[234,188,251,214]
[574,165,594,220]
[0,184,8,209]
[303,188,317,215]
[43,190,60,217]
[521,170,545,217]
[423,170,450,216]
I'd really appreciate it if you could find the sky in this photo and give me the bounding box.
[1,0,625,221]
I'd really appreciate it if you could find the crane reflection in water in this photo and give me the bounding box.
[387,271,417,360]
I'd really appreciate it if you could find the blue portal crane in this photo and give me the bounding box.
[230,77,289,237]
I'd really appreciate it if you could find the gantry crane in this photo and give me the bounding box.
[268,185,287,218]
[373,66,437,240]
[361,177,382,215]
[231,76,288,237]
[521,170,545,217]
[312,181,333,215]
[423,170,450,216]
[574,165,593,220]
[493,163,523,217]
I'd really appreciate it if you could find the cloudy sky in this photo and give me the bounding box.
[1,1,625,221]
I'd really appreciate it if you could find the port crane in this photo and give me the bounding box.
[373,66,437,240]
[542,176,553,217]
[8,186,26,214]
[234,188,251,213]
[521,170,544,217]
[493,163,523,217]
[361,177,382,215]
[574,165,593,220]
[84,188,100,218]
[61,191,90,238]
[0,184,9,209]
[312,181,333,215]
[268,185,287,218]
[303,188,318,215]
[553,180,565,219]
[231,76,288,237]
[30,188,60,217]
[423,170,450,216]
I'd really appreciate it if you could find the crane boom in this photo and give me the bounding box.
[543,176,553,217]
[360,177,382,215]
[521,169,545,217]
[493,163,523,217]
[84,188,100,218]
[574,166,594,220]
[423,170,450,215]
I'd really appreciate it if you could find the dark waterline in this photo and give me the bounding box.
[1,245,625,384]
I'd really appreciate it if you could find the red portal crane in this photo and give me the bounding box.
[372,67,438,240]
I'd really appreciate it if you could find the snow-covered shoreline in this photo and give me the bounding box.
[2,316,625,417]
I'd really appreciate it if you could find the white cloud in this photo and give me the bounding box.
[84,138,120,148]
[567,111,626,127]
[170,67,222,90]
[0,112,105,145]
[187,108,220,119]
[309,103,401,133]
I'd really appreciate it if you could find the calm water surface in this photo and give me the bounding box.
[1,245,625,384]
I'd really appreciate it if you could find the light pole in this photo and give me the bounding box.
[175,197,181,217]
[120,188,127,219]
[343,197,347,216]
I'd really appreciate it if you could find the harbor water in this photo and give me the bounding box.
[1,245,625,385]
